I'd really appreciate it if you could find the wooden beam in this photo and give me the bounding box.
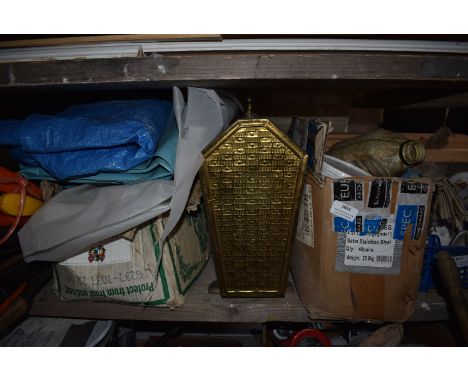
[326,132,468,163]
[2,52,468,88]
[0,35,222,49]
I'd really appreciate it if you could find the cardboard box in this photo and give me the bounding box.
[53,207,210,308]
[291,172,433,321]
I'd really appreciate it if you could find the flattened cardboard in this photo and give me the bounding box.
[291,171,433,321]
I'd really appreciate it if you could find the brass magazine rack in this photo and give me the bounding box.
[200,117,307,297]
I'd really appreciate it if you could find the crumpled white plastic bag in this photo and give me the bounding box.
[19,87,240,263]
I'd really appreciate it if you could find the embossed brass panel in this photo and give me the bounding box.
[200,119,308,297]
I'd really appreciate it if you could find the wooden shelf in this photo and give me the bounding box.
[2,52,468,89]
[29,259,460,323]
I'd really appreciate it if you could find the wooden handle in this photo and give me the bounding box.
[437,251,468,344]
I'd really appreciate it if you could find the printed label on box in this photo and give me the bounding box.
[330,200,359,222]
[395,181,429,241]
[333,214,389,235]
[61,239,133,266]
[394,204,426,240]
[343,234,396,268]
[453,255,468,268]
[361,216,387,236]
[367,179,392,209]
[296,184,314,247]
[336,218,403,275]
[334,216,363,233]
[400,181,429,194]
[333,180,363,202]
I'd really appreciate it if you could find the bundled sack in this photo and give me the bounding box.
[0,99,173,181]
[53,205,210,307]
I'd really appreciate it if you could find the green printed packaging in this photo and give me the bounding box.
[53,207,210,308]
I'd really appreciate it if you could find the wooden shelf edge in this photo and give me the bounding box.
[29,260,459,323]
[2,52,468,88]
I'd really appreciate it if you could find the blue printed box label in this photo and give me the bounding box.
[361,216,386,236]
[394,205,426,240]
[334,216,363,233]
[334,215,389,235]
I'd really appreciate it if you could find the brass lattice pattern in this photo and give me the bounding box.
[201,119,307,296]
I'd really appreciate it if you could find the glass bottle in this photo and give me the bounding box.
[327,128,426,177]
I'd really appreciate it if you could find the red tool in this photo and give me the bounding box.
[288,328,332,347]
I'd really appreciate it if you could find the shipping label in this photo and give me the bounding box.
[296,184,314,247]
[336,217,403,275]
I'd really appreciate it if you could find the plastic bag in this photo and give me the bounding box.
[1,99,172,180]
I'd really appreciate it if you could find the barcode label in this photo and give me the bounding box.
[375,255,393,263]
[296,184,314,247]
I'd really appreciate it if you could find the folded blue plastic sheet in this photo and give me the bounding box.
[19,111,178,184]
[0,99,173,181]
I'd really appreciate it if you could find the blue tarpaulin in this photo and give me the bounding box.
[0,99,174,181]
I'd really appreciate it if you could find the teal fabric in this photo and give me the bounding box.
[20,112,178,185]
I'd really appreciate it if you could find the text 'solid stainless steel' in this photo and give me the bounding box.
[200,118,308,297]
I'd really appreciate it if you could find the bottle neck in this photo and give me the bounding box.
[400,140,426,166]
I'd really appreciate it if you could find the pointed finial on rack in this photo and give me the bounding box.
[245,98,252,118]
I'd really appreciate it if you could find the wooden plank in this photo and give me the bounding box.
[30,260,310,323]
[0,35,222,49]
[403,91,468,108]
[326,132,468,163]
[2,52,468,88]
[29,259,458,323]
